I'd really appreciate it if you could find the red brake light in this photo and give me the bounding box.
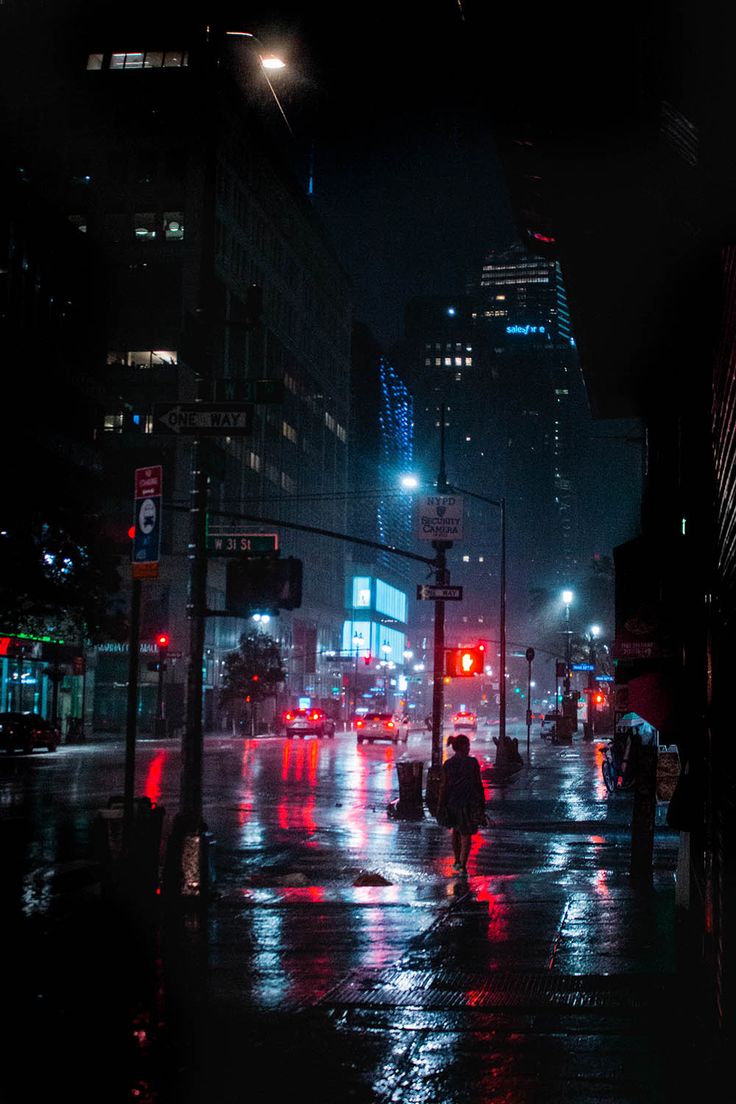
[311,711,320,720]
[386,721,394,728]
[356,720,364,727]
[284,712,294,721]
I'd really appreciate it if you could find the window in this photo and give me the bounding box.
[282,421,297,443]
[352,577,371,608]
[102,51,188,70]
[164,212,184,240]
[103,413,124,433]
[110,350,177,369]
[134,213,157,241]
[68,214,87,234]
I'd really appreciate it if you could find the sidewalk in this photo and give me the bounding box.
[7,730,712,1104]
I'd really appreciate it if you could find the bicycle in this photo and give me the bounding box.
[601,734,636,793]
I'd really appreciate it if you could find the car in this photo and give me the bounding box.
[355,712,408,744]
[540,713,558,739]
[283,708,336,739]
[452,710,477,730]
[0,711,61,754]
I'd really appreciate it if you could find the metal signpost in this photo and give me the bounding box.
[125,465,162,843]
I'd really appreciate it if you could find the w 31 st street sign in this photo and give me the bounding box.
[153,402,253,436]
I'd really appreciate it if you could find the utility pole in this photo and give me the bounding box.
[525,647,535,759]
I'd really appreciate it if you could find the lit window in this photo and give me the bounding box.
[144,52,164,68]
[282,421,297,443]
[103,413,124,433]
[134,213,157,240]
[164,212,184,240]
[87,54,103,70]
[68,214,87,234]
[462,555,470,562]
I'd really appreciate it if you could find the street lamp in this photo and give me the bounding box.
[402,472,507,744]
[223,30,293,135]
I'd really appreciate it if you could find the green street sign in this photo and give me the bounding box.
[206,531,279,555]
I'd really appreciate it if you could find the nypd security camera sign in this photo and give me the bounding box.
[415,494,464,542]
[132,465,162,579]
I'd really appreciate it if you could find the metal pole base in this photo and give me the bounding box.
[163,816,212,905]
[425,765,441,817]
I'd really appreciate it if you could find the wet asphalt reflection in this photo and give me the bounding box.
[2,723,692,1103]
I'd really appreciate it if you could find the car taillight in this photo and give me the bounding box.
[356,720,364,727]
[284,712,294,721]
[386,721,394,728]
[311,711,320,720]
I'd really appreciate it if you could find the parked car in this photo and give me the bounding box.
[0,712,61,754]
[356,712,409,744]
[452,710,477,730]
[283,708,336,739]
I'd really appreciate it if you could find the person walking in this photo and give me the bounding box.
[436,732,487,875]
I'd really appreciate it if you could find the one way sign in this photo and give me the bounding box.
[416,584,463,601]
[153,402,254,436]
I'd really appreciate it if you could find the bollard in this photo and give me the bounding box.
[387,760,425,819]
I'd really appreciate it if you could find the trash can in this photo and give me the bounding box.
[395,760,424,810]
[91,795,165,900]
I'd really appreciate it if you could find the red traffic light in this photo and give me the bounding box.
[156,632,170,649]
[593,691,605,706]
[446,646,484,677]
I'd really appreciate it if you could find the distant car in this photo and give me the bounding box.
[540,714,558,739]
[283,708,336,739]
[452,710,477,730]
[356,712,408,744]
[0,712,61,754]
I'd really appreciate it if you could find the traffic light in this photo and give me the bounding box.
[592,690,605,706]
[445,644,485,677]
[226,557,303,614]
[156,632,170,650]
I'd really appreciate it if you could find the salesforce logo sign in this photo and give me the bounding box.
[506,324,546,336]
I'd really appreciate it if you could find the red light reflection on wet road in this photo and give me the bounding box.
[142,751,167,805]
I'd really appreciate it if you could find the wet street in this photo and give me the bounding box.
[2,723,709,1103]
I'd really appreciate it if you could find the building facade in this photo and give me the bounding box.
[0,8,353,733]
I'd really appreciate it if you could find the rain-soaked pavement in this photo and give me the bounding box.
[1,723,714,1103]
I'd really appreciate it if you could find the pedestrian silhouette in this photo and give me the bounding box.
[435,732,487,875]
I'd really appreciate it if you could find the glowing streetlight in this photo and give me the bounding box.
[224,30,293,135]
